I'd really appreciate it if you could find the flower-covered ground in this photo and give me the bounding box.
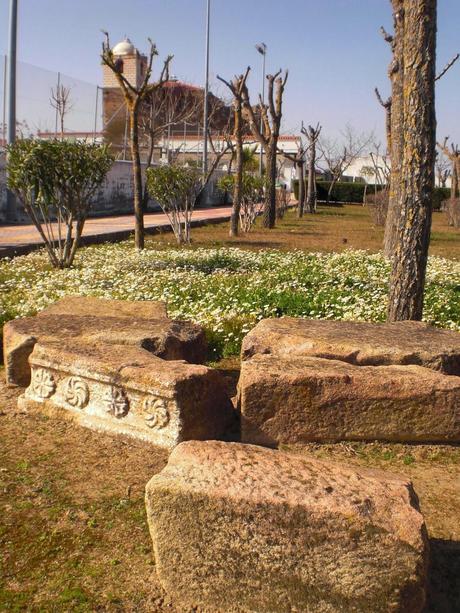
[1,243,459,359]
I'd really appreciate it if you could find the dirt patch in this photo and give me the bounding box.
[146,205,460,260]
[1,368,459,612]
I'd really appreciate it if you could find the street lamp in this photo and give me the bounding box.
[255,42,267,177]
[202,0,211,178]
[6,0,18,221]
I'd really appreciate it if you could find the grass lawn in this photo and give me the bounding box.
[1,375,459,612]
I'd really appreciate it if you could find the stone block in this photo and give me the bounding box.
[242,318,460,375]
[18,342,234,449]
[4,312,207,387]
[145,440,428,613]
[238,354,460,446]
[39,296,168,320]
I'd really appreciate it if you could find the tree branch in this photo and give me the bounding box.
[435,53,460,82]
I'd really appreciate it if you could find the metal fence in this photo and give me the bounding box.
[1,55,102,145]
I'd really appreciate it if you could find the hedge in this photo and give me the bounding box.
[291,180,383,203]
[291,180,451,208]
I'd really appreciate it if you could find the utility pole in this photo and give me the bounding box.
[2,56,7,147]
[6,0,18,221]
[202,0,210,177]
[256,42,267,177]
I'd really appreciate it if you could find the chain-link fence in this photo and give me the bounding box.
[0,55,102,145]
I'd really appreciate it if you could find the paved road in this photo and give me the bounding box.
[0,206,233,257]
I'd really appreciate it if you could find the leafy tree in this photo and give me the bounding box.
[7,139,113,268]
[242,146,259,173]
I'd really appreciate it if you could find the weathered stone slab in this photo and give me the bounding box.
[146,440,428,613]
[18,342,234,449]
[239,354,460,446]
[4,313,207,387]
[39,296,168,320]
[242,318,460,375]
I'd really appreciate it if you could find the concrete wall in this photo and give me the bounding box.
[0,154,225,224]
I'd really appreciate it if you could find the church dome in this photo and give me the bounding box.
[112,38,135,56]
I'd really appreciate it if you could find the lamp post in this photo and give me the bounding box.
[255,42,267,177]
[6,0,18,221]
[202,0,210,177]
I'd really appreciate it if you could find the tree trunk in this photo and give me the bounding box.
[230,101,243,237]
[297,161,304,218]
[383,0,405,257]
[326,179,335,206]
[307,141,317,213]
[387,0,437,322]
[452,160,459,198]
[130,106,145,250]
[263,143,277,228]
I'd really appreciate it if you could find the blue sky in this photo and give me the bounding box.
[1,0,459,142]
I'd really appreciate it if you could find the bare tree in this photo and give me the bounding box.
[387,0,437,322]
[279,135,308,218]
[101,32,172,250]
[139,82,203,208]
[242,70,289,228]
[437,137,460,226]
[217,67,251,236]
[437,137,459,197]
[318,125,372,204]
[50,85,73,139]
[435,149,451,188]
[360,165,374,204]
[302,123,322,213]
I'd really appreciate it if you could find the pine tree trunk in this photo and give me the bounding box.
[387,0,437,321]
[263,143,277,229]
[307,141,317,213]
[383,0,405,258]
[297,162,304,218]
[130,106,145,250]
[230,102,243,237]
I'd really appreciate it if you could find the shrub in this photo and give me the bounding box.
[146,165,201,245]
[7,139,113,268]
[292,180,449,209]
[434,187,451,211]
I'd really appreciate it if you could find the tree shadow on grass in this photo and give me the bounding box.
[230,240,284,249]
[426,538,460,612]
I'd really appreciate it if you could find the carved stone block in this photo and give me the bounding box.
[18,341,234,449]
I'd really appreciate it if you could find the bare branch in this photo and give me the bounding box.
[435,53,460,81]
[379,26,394,45]
[374,87,392,109]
